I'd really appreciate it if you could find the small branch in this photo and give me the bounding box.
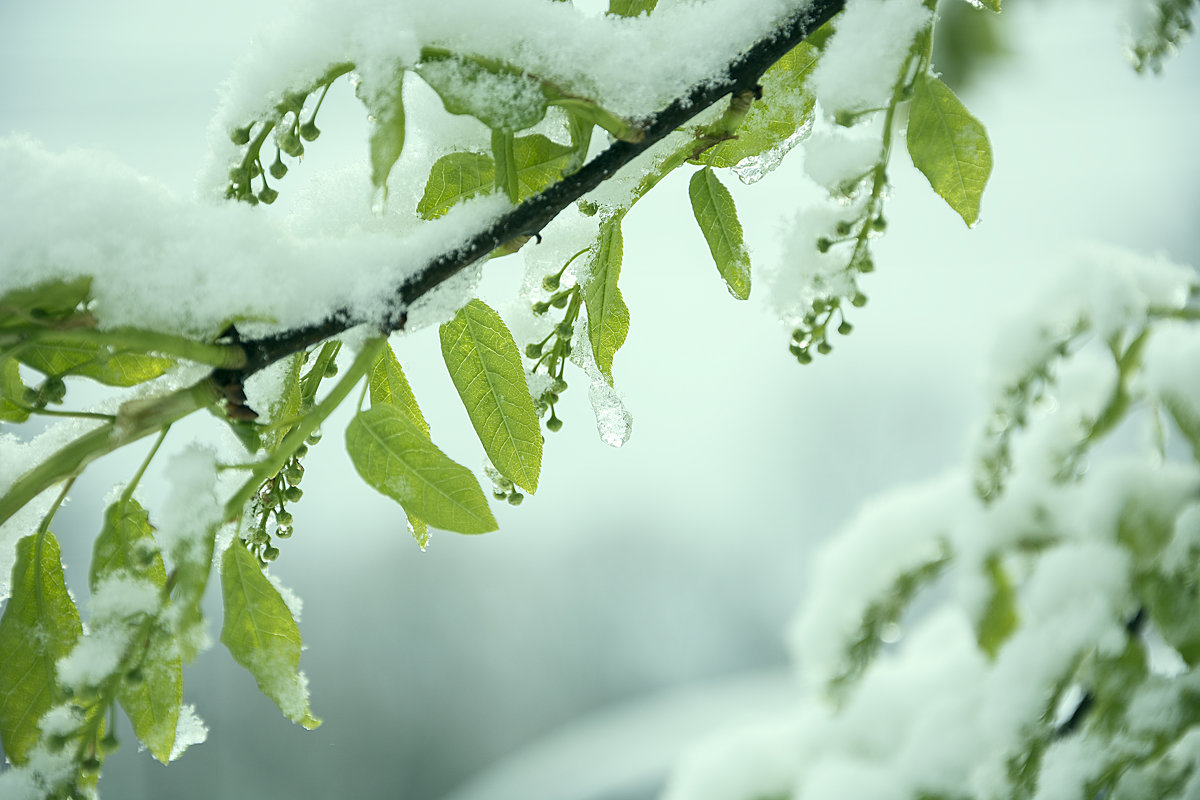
[235,0,845,378]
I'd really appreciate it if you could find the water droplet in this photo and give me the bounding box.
[731,117,813,185]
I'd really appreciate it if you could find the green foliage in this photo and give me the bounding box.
[607,0,658,16]
[976,554,1018,658]
[417,152,494,219]
[369,343,432,547]
[0,358,30,423]
[0,277,92,329]
[0,532,82,764]
[1131,0,1197,73]
[688,166,752,299]
[583,215,629,384]
[907,72,993,226]
[346,404,498,534]
[90,499,182,762]
[360,66,407,195]
[17,337,172,386]
[220,538,320,729]
[440,300,543,494]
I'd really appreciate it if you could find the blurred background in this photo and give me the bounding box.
[2,0,1199,798]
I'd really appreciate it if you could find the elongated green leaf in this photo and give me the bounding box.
[688,167,751,300]
[264,353,304,451]
[0,357,30,423]
[977,555,1018,658]
[220,539,319,729]
[0,533,82,763]
[978,0,1001,11]
[359,70,406,192]
[417,152,495,219]
[440,300,543,493]
[907,72,993,226]
[17,338,171,386]
[583,216,629,384]
[702,39,821,168]
[0,276,92,330]
[492,130,520,203]
[608,0,658,15]
[346,405,497,534]
[369,343,431,548]
[90,499,181,762]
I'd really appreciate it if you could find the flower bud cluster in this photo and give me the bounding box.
[788,294,862,365]
[485,465,524,506]
[246,434,316,564]
[527,258,583,432]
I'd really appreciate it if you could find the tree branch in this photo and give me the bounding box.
[235,0,845,379]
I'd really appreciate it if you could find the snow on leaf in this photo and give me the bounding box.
[0,533,82,764]
[977,555,1019,658]
[219,539,320,730]
[0,276,91,330]
[688,166,751,300]
[358,66,406,194]
[417,152,495,220]
[90,499,181,763]
[583,215,629,385]
[440,300,543,494]
[608,0,658,17]
[512,134,574,200]
[346,405,497,534]
[906,72,993,227]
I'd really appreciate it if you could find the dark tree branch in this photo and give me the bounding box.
[234,0,846,381]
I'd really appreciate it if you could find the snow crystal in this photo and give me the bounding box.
[169,704,209,761]
[88,574,160,620]
[661,718,801,800]
[802,123,882,193]
[588,380,632,448]
[56,628,127,691]
[158,446,223,562]
[267,571,304,623]
[809,0,931,117]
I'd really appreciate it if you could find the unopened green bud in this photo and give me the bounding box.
[284,486,303,502]
[525,343,543,358]
[324,360,339,378]
[551,378,568,393]
[834,109,855,127]
[532,301,551,314]
[555,321,573,338]
[230,125,253,145]
[507,492,524,506]
[816,237,832,253]
[551,293,570,309]
[817,341,833,355]
[276,510,294,526]
[81,757,102,776]
[258,186,279,205]
[835,221,853,236]
[284,463,304,485]
[100,733,120,755]
[812,298,827,313]
[851,292,868,308]
[263,546,281,561]
[542,273,561,292]
[45,377,67,404]
[295,444,309,459]
[546,416,563,432]
[795,349,813,365]
[493,490,508,501]
[229,166,250,186]
[246,193,260,206]
[872,216,887,232]
[269,156,288,180]
[788,343,804,357]
[838,321,853,335]
[299,120,321,141]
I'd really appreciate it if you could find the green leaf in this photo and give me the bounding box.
[0,532,83,764]
[977,0,1001,10]
[220,539,320,729]
[17,337,171,386]
[564,110,593,173]
[512,134,575,200]
[418,54,548,132]
[346,405,498,534]
[608,0,658,15]
[417,152,495,220]
[977,555,1018,658]
[440,300,543,494]
[702,40,820,168]
[359,68,406,192]
[583,215,630,384]
[688,167,752,300]
[369,343,432,548]
[265,353,304,451]
[492,129,520,203]
[170,522,217,664]
[0,357,30,423]
[0,276,92,330]
[906,72,993,227]
[90,499,181,763]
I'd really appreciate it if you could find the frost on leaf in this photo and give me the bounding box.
[220,539,320,730]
